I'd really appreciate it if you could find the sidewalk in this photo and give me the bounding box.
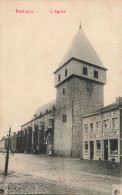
[77,159,121,177]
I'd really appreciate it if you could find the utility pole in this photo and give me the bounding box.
[4,127,11,176]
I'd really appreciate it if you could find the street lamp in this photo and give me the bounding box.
[4,127,11,176]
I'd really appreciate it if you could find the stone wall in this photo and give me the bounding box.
[72,76,104,157]
[54,75,104,157]
[54,77,73,156]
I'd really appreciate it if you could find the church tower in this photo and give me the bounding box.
[54,25,107,157]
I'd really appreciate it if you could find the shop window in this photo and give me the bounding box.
[58,74,61,82]
[62,114,67,122]
[83,67,87,75]
[84,141,88,153]
[112,117,119,129]
[103,119,109,130]
[110,139,118,155]
[96,121,101,131]
[84,124,88,133]
[96,140,101,150]
[65,69,67,77]
[90,123,94,132]
[94,70,98,78]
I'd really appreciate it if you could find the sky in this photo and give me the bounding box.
[0,0,122,139]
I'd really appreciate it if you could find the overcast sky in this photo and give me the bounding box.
[0,0,122,139]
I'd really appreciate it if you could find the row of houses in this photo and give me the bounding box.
[0,25,122,163]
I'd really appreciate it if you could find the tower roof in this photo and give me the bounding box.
[57,26,104,71]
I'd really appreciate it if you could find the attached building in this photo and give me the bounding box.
[83,97,122,163]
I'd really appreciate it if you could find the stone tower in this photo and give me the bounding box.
[54,25,107,157]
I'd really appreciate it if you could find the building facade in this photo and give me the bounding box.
[0,137,7,152]
[0,136,9,152]
[83,97,122,163]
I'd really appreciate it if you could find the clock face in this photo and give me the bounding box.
[85,81,93,92]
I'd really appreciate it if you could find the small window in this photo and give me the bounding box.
[96,121,101,131]
[65,69,67,77]
[84,124,88,133]
[112,117,119,129]
[62,114,67,122]
[84,141,88,153]
[83,67,87,75]
[58,74,61,82]
[94,70,98,78]
[90,123,94,132]
[63,88,65,95]
[104,119,109,130]
[96,140,101,150]
[110,139,118,155]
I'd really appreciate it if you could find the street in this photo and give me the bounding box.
[0,153,121,195]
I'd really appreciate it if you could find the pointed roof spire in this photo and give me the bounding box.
[79,22,82,29]
[56,27,104,70]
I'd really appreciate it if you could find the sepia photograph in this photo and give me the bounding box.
[0,0,122,194]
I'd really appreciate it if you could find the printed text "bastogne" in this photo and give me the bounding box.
[16,9,34,14]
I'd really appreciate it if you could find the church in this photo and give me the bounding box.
[53,24,107,157]
[7,25,122,162]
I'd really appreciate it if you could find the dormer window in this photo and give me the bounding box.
[58,74,61,82]
[65,69,67,77]
[94,70,98,78]
[83,67,87,75]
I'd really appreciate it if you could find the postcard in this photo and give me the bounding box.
[0,0,122,194]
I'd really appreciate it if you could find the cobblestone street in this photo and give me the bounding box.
[0,153,121,194]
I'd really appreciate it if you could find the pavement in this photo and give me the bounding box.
[0,153,121,195]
